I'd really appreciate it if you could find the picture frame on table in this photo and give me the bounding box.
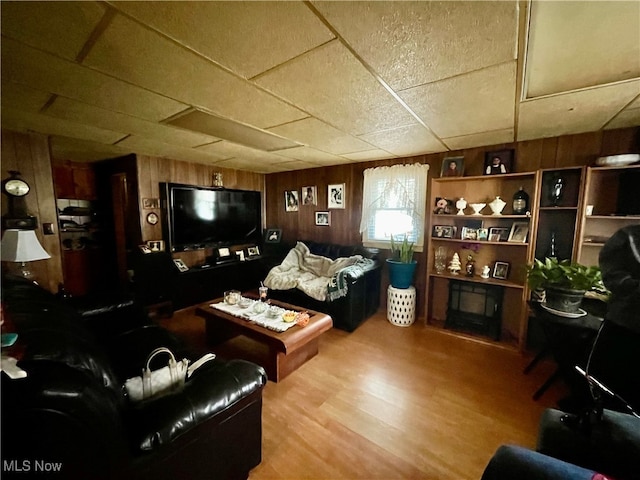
[488,227,511,242]
[173,259,189,272]
[315,211,331,226]
[264,228,282,243]
[508,222,529,243]
[493,261,510,280]
[328,183,345,209]
[484,149,514,175]
[139,245,152,254]
[247,246,260,257]
[440,156,465,178]
[147,240,165,252]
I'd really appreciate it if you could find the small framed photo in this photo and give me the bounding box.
[173,259,189,272]
[218,247,231,258]
[484,149,514,175]
[139,244,152,254]
[142,198,160,209]
[477,228,488,241]
[147,240,165,252]
[328,183,345,209]
[264,228,282,243]
[247,246,260,257]
[493,261,510,280]
[432,225,447,237]
[508,222,529,243]
[489,227,511,242]
[315,211,331,225]
[236,250,245,261]
[461,227,478,240]
[440,156,464,178]
[439,225,457,238]
[434,197,454,214]
[285,190,299,212]
[301,186,317,205]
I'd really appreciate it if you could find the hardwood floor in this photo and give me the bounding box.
[160,308,568,480]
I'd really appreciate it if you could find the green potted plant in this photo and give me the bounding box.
[526,257,606,313]
[386,234,417,289]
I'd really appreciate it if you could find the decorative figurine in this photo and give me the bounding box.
[481,265,491,279]
[489,196,506,215]
[456,197,467,215]
[549,176,565,206]
[465,255,475,277]
[448,253,462,275]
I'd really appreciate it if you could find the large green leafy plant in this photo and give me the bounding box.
[390,234,414,263]
[526,257,605,292]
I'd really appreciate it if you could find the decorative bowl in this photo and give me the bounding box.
[282,311,297,323]
[470,203,486,215]
[238,297,252,309]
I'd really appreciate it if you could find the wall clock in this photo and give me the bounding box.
[1,171,37,229]
[146,212,159,225]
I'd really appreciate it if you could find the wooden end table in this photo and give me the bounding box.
[195,296,332,382]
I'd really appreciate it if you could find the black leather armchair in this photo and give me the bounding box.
[1,275,267,480]
[264,240,382,332]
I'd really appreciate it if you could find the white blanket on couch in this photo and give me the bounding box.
[264,242,362,301]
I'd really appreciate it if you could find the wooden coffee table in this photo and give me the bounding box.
[195,296,332,382]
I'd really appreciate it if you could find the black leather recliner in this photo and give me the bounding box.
[264,240,382,332]
[1,275,267,480]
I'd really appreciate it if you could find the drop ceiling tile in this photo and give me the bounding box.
[0,82,52,113]
[605,106,640,130]
[196,141,290,165]
[217,158,311,174]
[83,14,307,128]
[2,107,127,145]
[116,135,228,164]
[1,38,187,121]
[525,1,640,98]
[400,61,517,138]
[0,1,105,61]
[358,124,445,156]
[518,80,640,141]
[50,136,131,162]
[110,1,334,79]
[313,1,518,90]
[443,129,514,151]
[271,146,349,166]
[267,118,375,154]
[342,149,397,161]
[255,40,416,135]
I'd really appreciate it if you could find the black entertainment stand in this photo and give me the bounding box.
[173,257,270,309]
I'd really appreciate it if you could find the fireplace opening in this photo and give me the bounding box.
[445,280,504,340]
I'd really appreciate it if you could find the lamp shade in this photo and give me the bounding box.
[1,229,51,262]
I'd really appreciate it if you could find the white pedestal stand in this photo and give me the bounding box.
[387,285,416,326]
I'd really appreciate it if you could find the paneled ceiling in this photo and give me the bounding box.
[1,1,639,173]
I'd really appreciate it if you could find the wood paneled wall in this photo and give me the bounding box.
[1,130,63,292]
[136,155,264,266]
[265,127,640,320]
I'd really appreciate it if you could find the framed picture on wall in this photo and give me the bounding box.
[315,211,330,226]
[328,183,345,209]
[301,186,317,205]
[285,190,299,211]
[264,228,282,243]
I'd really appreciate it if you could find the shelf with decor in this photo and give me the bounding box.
[426,171,539,351]
[576,164,640,267]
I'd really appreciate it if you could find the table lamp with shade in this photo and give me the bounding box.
[1,229,50,280]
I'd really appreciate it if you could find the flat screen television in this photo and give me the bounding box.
[161,183,262,252]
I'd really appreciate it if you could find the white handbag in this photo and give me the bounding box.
[124,347,189,403]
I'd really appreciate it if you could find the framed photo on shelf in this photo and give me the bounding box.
[488,227,511,242]
[301,186,317,205]
[477,228,488,241]
[508,222,529,243]
[328,183,345,209]
[147,240,165,252]
[484,149,514,175]
[461,227,478,240]
[138,244,152,254]
[440,156,464,178]
[264,228,282,243]
[247,246,260,257]
[285,190,299,212]
[315,211,330,226]
[432,225,456,238]
[493,261,510,280]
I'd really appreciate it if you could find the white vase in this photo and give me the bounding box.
[456,197,467,215]
[489,196,506,215]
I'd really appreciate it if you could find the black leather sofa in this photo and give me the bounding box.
[263,241,382,332]
[1,275,267,480]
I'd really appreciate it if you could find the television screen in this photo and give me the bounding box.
[163,183,261,252]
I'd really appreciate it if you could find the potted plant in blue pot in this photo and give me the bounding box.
[387,234,417,289]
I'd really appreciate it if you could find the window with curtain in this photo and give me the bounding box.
[359,163,430,250]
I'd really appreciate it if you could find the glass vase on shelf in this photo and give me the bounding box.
[434,246,447,274]
[512,187,529,215]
